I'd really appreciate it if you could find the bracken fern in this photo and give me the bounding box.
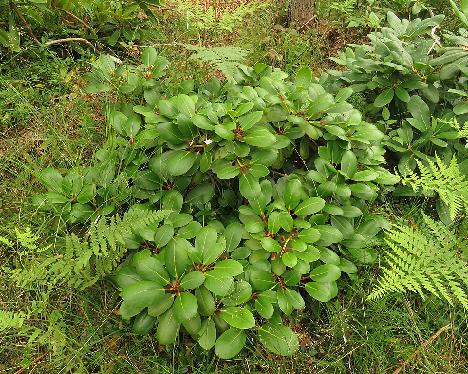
[0,310,27,331]
[11,207,171,290]
[369,214,468,308]
[402,155,468,220]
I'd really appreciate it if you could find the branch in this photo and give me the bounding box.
[427,26,442,55]
[44,37,94,49]
[62,9,94,33]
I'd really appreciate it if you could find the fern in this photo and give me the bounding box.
[11,207,171,290]
[402,155,468,220]
[185,45,248,79]
[369,215,468,308]
[0,310,27,331]
[460,121,468,146]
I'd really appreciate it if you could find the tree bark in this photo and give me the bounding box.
[288,0,315,30]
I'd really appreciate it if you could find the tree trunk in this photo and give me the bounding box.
[288,0,315,30]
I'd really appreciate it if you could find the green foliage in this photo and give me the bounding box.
[450,0,468,26]
[328,11,467,176]
[27,43,401,358]
[403,155,468,221]
[0,309,27,331]
[10,6,468,366]
[174,0,269,38]
[185,45,249,79]
[369,214,468,308]
[0,0,162,51]
[10,207,170,290]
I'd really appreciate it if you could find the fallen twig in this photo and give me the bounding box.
[44,37,94,49]
[392,323,452,374]
[427,26,442,55]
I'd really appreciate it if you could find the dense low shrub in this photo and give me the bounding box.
[15,11,467,360]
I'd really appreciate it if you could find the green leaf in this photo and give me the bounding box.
[335,87,353,102]
[281,288,305,310]
[156,307,180,345]
[220,307,255,329]
[352,170,380,182]
[147,294,174,317]
[282,252,298,267]
[215,259,244,276]
[315,225,343,246]
[133,311,156,335]
[132,250,170,284]
[182,314,202,337]
[249,269,276,291]
[310,264,341,282]
[224,222,245,251]
[142,47,158,67]
[215,328,247,359]
[305,281,338,302]
[77,184,96,204]
[179,271,206,290]
[341,150,357,177]
[153,224,175,248]
[173,292,198,322]
[39,168,63,193]
[268,211,293,233]
[239,111,264,130]
[198,319,216,350]
[255,297,274,319]
[196,227,225,264]
[165,238,190,277]
[192,114,214,130]
[277,288,293,315]
[120,281,165,319]
[239,173,261,199]
[195,286,216,316]
[296,246,320,262]
[221,280,252,306]
[215,164,240,179]
[374,88,394,107]
[284,179,304,209]
[164,150,197,176]
[295,66,312,87]
[294,197,325,216]
[395,87,410,103]
[454,102,468,115]
[261,237,282,253]
[113,265,142,288]
[174,94,196,118]
[244,127,276,147]
[258,323,299,356]
[204,270,234,296]
[298,228,321,243]
[407,95,430,130]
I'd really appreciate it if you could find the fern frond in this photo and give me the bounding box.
[0,310,27,331]
[11,207,171,290]
[402,155,468,220]
[369,215,468,308]
[459,121,468,146]
[185,45,248,79]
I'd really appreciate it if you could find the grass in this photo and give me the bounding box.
[1,0,468,372]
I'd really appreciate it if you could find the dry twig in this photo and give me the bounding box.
[392,323,452,374]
